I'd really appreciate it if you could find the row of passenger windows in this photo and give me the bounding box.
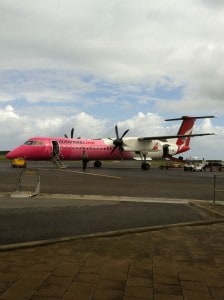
[62,147,114,151]
[24,141,114,151]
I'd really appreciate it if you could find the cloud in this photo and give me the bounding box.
[64,112,108,138]
[2,105,19,118]
[0,106,108,149]
[0,1,222,80]
[202,0,224,10]
[114,112,164,136]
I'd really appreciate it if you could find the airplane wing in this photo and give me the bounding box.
[138,133,215,142]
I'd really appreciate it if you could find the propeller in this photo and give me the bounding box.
[64,127,74,138]
[110,125,129,156]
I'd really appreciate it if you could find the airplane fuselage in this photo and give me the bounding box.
[6,116,214,170]
[7,136,178,161]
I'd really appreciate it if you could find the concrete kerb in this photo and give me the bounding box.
[189,200,224,218]
[1,217,224,253]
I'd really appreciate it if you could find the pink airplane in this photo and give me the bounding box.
[6,116,215,170]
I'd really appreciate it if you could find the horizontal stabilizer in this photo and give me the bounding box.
[165,115,215,121]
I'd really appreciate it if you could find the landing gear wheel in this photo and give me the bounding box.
[141,162,150,170]
[94,160,102,168]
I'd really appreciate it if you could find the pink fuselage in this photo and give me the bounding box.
[6,137,134,161]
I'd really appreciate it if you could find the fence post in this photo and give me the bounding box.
[213,174,216,203]
[213,173,224,203]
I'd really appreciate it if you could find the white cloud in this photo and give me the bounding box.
[1,105,20,119]
[69,112,107,138]
[115,112,164,136]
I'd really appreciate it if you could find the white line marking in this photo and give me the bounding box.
[50,168,123,179]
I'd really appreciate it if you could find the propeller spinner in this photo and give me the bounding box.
[110,125,129,155]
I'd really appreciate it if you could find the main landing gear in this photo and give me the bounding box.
[141,162,151,170]
[94,160,102,168]
[140,153,151,170]
[94,160,151,170]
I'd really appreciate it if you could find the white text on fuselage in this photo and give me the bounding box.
[59,140,96,145]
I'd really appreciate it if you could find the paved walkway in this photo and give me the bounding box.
[0,201,224,300]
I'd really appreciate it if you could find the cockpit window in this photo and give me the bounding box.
[24,140,44,146]
[33,141,44,145]
[24,140,34,145]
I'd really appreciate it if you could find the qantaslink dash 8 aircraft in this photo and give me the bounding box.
[6,116,215,170]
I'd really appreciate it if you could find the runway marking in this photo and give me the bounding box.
[54,168,123,180]
[63,170,123,179]
[36,194,190,203]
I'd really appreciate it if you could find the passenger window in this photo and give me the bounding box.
[24,141,34,145]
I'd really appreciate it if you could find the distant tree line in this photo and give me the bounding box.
[0,151,9,155]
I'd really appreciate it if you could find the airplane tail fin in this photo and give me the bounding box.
[165,115,215,150]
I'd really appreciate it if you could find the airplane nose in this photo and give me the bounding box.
[6,151,15,159]
[6,148,22,159]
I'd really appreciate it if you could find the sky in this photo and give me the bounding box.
[0,0,223,159]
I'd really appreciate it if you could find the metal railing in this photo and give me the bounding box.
[213,173,224,203]
[11,168,40,198]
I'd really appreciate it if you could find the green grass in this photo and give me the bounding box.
[0,154,8,161]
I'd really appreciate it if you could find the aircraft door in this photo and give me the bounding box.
[163,144,169,157]
[163,144,178,157]
[52,141,60,158]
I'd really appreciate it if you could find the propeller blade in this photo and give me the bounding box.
[65,127,74,139]
[111,145,118,154]
[120,151,124,160]
[115,125,120,140]
[121,129,129,139]
[71,128,74,139]
[110,125,129,155]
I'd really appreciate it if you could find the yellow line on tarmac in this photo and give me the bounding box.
[55,168,122,180]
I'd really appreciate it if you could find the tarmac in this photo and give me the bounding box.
[0,200,224,299]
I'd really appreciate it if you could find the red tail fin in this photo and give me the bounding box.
[176,116,196,147]
[165,115,215,152]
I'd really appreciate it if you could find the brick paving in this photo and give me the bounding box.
[0,201,224,299]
